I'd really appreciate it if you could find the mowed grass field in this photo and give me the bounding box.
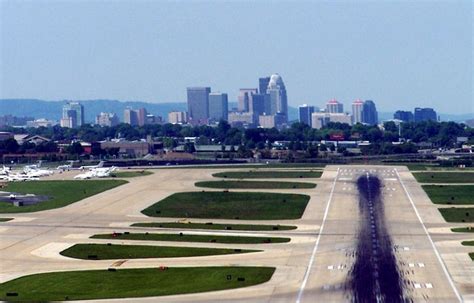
[414,172,474,183]
[60,243,257,260]
[0,267,275,301]
[142,192,310,220]
[112,170,153,178]
[92,232,290,244]
[0,180,127,213]
[438,208,474,223]
[422,185,474,205]
[212,171,322,179]
[195,180,316,189]
[451,227,474,233]
[132,222,297,231]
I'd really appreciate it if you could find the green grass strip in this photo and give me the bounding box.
[132,222,296,231]
[422,185,474,205]
[0,266,275,301]
[462,241,474,246]
[438,208,474,223]
[60,243,257,260]
[0,218,12,222]
[0,180,127,213]
[213,171,322,179]
[195,180,316,189]
[414,172,474,183]
[142,191,310,220]
[451,227,474,233]
[92,232,290,244]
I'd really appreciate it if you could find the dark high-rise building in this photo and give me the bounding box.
[187,87,211,124]
[124,108,139,126]
[259,77,271,95]
[394,110,414,122]
[414,107,437,122]
[209,92,228,122]
[299,104,315,126]
[62,101,84,127]
[249,94,266,116]
[362,100,378,125]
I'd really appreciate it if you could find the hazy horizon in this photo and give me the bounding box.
[1,1,472,114]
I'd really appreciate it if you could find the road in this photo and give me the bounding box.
[0,166,472,302]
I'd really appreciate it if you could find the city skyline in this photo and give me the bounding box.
[1,1,471,115]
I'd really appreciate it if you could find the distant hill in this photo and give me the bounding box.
[0,99,471,124]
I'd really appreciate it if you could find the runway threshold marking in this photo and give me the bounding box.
[394,169,462,302]
[296,167,339,303]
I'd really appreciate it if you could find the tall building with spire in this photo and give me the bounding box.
[326,99,343,113]
[266,73,288,121]
[352,99,364,124]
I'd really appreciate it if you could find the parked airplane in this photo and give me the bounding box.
[74,166,117,180]
[0,166,11,176]
[79,161,105,171]
[57,161,77,171]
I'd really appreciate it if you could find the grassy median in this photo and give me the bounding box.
[0,218,12,222]
[414,172,474,183]
[438,208,474,223]
[451,227,474,233]
[213,171,322,179]
[142,191,310,220]
[422,185,474,205]
[60,243,257,260]
[92,232,290,244]
[0,266,275,301]
[132,222,297,231]
[0,180,127,213]
[195,180,316,189]
[112,171,153,178]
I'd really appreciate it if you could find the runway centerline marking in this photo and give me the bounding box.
[394,168,462,302]
[296,167,339,303]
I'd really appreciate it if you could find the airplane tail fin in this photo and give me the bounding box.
[98,161,104,168]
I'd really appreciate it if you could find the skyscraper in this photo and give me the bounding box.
[249,94,266,116]
[137,108,147,126]
[352,99,364,124]
[362,100,378,125]
[326,99,343,113]
[258,77,271,95]
[266,73,288,121]
[394,110,414,122]
[187,87,211,124]
[238,88,258,112]
[414,108,437,122]
[62,102,84,127]
[124,108,139,126]
[299,104,315,126]
[209,92,228,122]
[96,112,119,127]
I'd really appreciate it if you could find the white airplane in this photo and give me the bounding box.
[74,166,117,179]
[56,161,79,171]
[4,174,39,182]
[0,166,11,176]
[79,161,105,171]
[23,166,54,177]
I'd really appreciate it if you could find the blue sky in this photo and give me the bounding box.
[0,0,472,114]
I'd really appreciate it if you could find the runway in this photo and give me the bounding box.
[0,166,472,302]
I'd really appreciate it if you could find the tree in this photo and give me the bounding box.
[67,142,84,155]
[163,137,177,149]
[184,142,196,153]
